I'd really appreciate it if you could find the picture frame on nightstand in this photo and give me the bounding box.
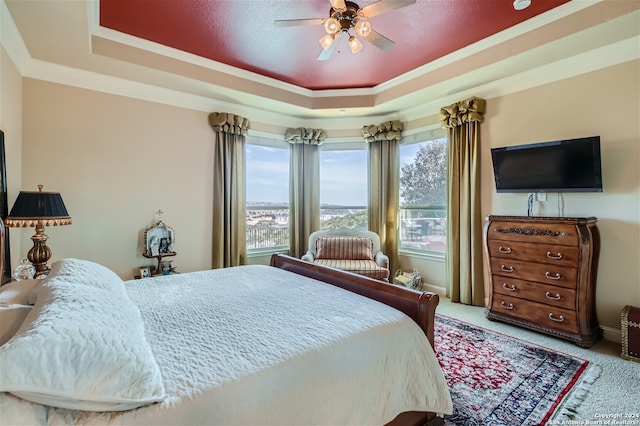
[139,266,151,278]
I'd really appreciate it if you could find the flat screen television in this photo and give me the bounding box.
[491,136,603,193]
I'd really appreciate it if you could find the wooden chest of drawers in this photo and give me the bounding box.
[484,215,601,347]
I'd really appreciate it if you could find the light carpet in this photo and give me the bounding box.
[435,299,640,424]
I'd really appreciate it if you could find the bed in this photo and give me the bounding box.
[0,219,452,425]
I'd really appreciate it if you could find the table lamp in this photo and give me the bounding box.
[5,185,71,275]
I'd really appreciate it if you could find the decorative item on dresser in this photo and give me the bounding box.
[484,215,601,348]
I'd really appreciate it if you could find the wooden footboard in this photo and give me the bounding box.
[271,254,440,426]
[270,253,439,348]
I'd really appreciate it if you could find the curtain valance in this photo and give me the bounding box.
[362,120,404,143]
[208,112,250,135]
[439,97,486,129]
[285,128,326,145]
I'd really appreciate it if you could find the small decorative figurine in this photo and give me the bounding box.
[13,258,35,281]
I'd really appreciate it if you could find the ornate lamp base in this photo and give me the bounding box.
[27,224,52,275]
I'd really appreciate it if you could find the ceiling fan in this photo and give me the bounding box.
[274,0,416,61]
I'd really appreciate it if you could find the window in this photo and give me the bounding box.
[319,148,368,231]
[245,141,290,252]
[399,135,447,255]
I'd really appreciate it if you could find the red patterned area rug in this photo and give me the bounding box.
[435,314,600,426]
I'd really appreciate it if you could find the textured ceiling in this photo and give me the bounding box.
[99,0,570,91]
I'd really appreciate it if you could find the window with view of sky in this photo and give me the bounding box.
[245,146,368,206]
[320,149,368,230]
[246,144,289,204]
[245,144,369,248]
[245,144,289,250]
[319,149,368,206]
[399,138,447,253]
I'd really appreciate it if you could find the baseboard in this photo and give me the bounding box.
[601,324,621,344]
[421,283,446,297]
[419,286,621,345]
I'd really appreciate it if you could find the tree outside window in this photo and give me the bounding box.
[399,138,447,254]
[245,134,447,255]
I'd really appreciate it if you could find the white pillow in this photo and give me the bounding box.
[0,305,32,346]
[43,258,127,295]
[0,259,166,411]
[0,279,41,306]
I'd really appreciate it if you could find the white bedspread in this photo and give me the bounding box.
[1,264,452,425]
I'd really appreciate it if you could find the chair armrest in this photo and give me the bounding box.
[301,251,315,263]
[375,252,389,269]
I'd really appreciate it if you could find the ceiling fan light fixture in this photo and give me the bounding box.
[354,20,372,37]
[324,17,340,34]
[513,0,531,10]
[319,33,335,50]
[348,35,363,53]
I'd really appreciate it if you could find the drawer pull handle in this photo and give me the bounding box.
[545,291,561,301]
[545,271,561,280]
[547,251,563,260]
[501,301,515,310]
[549,313,565,322]
[498,246,512,254]
[501,265,514,273]
[502,283,517,291]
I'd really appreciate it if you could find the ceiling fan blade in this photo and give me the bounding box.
[274,18,325,27]
[317,32,341,61]
[359,0,416,18]
[329,0,347,11]
[363,29,395,51]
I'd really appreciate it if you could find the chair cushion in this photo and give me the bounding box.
[315,236,374,260]
[314,259,389,281]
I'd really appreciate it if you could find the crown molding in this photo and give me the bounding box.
[376,0,597,92]
[2,0,638,133]
[86,0,595,99]
[1,0,29,74]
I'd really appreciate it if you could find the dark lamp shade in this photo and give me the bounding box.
[5,191,72,227]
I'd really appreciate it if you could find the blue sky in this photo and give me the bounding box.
[245,145,289,204]
[319,150,368,206]
[246,146,368,205]
[245,143,426,205]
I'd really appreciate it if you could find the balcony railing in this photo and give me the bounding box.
[246,226,289,250]
[399,206,447,253]
[246,205,289,250]
[246,205,367,250]
[246,204,445,252]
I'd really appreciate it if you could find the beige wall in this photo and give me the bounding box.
[483,60,640,337]
[401,60,640,338]
[21,79,214,278]
[16,60,640,339]
[0,45,23,272]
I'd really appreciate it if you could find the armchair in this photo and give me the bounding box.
[302,227,390,281]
